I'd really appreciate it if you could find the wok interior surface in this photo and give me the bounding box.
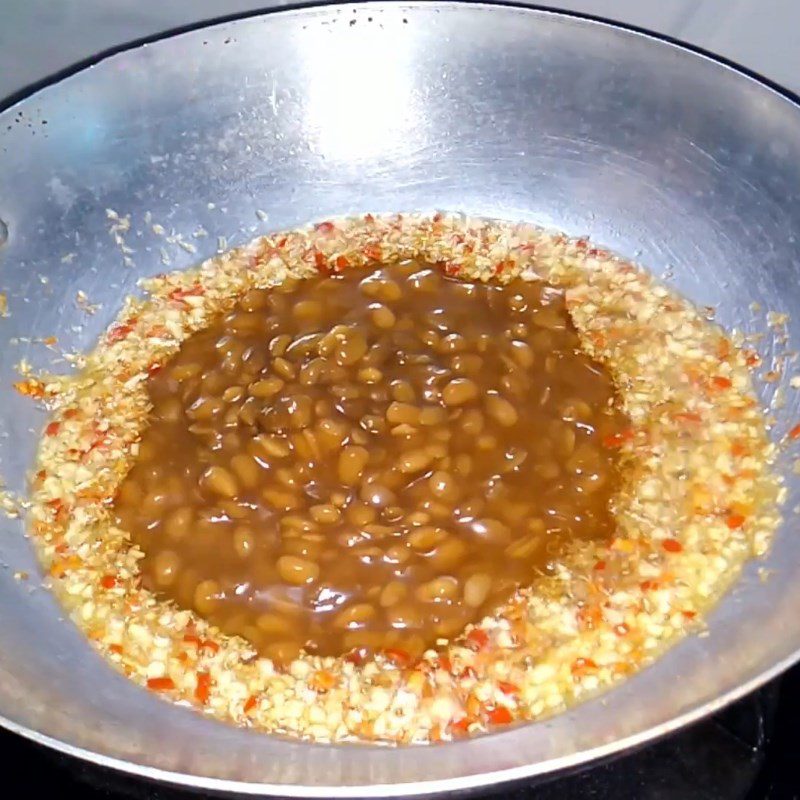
[1,2,800,795]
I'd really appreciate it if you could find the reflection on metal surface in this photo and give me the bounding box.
[1,2,800,796]
[0,218,7,246]
[302,22,420,162]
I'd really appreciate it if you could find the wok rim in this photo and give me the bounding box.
[2,1,800,795]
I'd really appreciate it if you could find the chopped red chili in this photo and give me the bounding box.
[243,695,258,714]
[383,648,411,668]
[487,706,513,725]
[571,657,598,676]
[602,429,634,448]
[466,628,489,650]
[313,251,330,274]
[344,647,369,666]
[458,666,478,681]
[363,243,382,261]
[195,671,212,704]
[107,324,133,343]
[146,677,175,692]
[449,716,471,736]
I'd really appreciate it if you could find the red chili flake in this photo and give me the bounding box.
[200,639,220,655]
[440,260,460,276]
[711,375,732,390]
[313,250,330,274]
[493,260,510,275]
[147,363,163,376]
[571,657,598,676]
[614,623,630,636]
[195,671,212,704]
[45,421,61,436]
[593,560,606,571]
[364,213,375,224]
[497,680,520,696]
[315,221,335,233]
[674,412,702,424]
[662,538,683,553]
[383,648,411,668]
[577,605,602,631]
[107,324,133,343]
[243,695,258,714]
[726,514,746,530]
[108,643,123,655]
[450,716,471,736]
[744,350,761,368]
[487,706,513,725]
[344,647,369,666]
[602,429,634,449]
[682,610,697,619]
[458,666,477,681]
[437,655,452,673]
[789,424,800,441]
[363,243,382,261]
[168,283,204,303]
[466,628,489,651]
[432,212,443,223]
[335,255,350,270]
[183,633,201,647]
[100,574,117,589]
[146,677,175,692]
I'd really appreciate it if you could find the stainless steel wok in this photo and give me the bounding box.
[2,2,800,796]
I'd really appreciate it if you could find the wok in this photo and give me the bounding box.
[1,2,800,796]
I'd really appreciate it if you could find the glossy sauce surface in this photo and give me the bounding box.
[114,262,627,662]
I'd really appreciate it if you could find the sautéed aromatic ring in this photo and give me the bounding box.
[22,214,781,743]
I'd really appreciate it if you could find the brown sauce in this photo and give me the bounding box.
[113,262,627,663]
